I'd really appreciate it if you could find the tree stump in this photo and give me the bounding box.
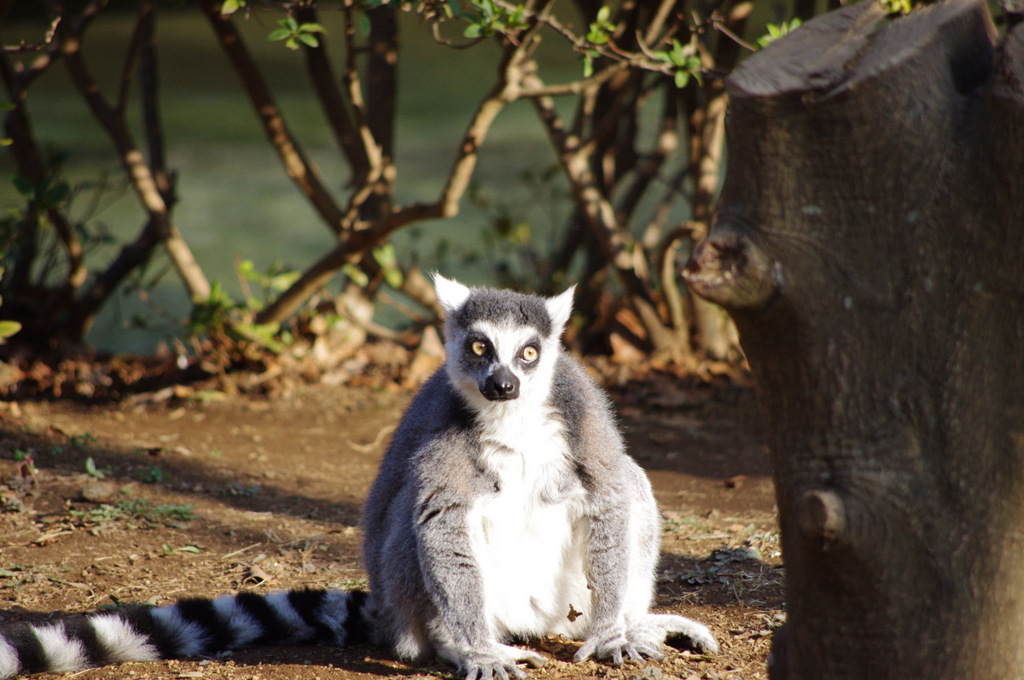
[683,0,1024,677]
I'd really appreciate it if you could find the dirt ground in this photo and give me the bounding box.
[0,373,782,680]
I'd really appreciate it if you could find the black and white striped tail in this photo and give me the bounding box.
[0,588,370,679]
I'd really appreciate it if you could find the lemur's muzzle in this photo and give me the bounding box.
[480,366,519,401]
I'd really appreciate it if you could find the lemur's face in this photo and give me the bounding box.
[433,275,574,410]
[452,321,545,402]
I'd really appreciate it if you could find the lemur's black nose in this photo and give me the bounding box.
[481,366,520,401]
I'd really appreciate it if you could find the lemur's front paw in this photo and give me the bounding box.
[461,656,526,680]
[574,628,646,665]
[460,645,546,680]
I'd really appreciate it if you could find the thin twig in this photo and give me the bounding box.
[115,0,152,114]
[342,5,383,176]
[69,0,109,38]
[517,61,628,97]
[3,17,61,54]
[221,543,263,560]
[139,0,174,206]
[711,14,757,52]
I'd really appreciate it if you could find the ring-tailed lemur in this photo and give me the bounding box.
[0,276,718,680]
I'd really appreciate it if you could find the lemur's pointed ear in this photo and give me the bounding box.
[433,273,472,316]
[545,285,576,334]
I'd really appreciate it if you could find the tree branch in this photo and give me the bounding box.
[295,5,372,187]
[197,0,348,232]
[138,0,174,206]
[342,7,383,179]
[621,87,680,241]
[526,72,649,283]
[255,13,542,325]
[51,0,210,319]
[524,71,686,351]
[253,71,516,324]
[116,0,151,115]
[3,17,61,54]
[365,6,397,163]
[0,47,85,295]
[254,201,444,324]
[66,217,164,338]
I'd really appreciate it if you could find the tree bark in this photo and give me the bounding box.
[683,0,1024,677]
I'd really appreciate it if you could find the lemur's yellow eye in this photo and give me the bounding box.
[521,345,539,363]
[471,340,488,356]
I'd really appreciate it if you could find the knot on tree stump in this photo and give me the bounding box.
[682,222,778,311]
[797,489,846,545]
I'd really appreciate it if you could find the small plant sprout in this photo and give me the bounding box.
[220,0,246,15]
[756,18,803,49]
[70,432,98,449]
[141,466,164,484]
[267,16,325,50]
[878,0,913,14]
[653,38,705,88]
[84,457,112,479]
[460,0,528,39]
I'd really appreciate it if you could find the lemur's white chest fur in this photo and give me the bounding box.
[464,398,591,639]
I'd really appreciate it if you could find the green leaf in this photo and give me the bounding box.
[596,5,611,23]
[178,545,200,553]
[298,33,320,48]
[11,174,34,200]
[237,259,257,280]
[674,70,690,89]
[892,0,912,14]
[757,18,803,48]
[298,22,326,34]
[44,180,70,206]
[385,269,402,289]
[0,321,21,342]
[583,52,595,78]
[372,243,397,267]
[463,23,483,38]
[510,6,526,28]
[672,42,687,64]
[267,270,300,292]
[267,28,292,42]
[220,0,241,15]
[342,264,369,287]
[477,0,495,22]
[233,320,284,352]
[373,244,403,289]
